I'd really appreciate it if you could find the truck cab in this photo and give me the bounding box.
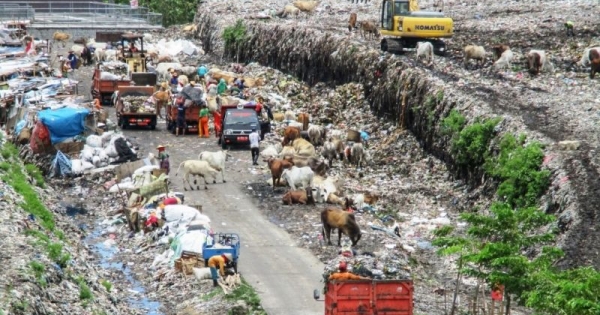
[219,104,270,149]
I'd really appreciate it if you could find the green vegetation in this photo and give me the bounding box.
[434,110,600,315]
[225,278,266,314]
[109,0,197,27]
[76,277,94,301]
[222,19,247,51]
[101,280,112,292]
[29,261,47,288]
[25,164,45,188]
[47,243,71,268]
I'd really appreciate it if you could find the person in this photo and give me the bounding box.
[217,78,227,96]
[175,101,186,136]
[360,129,369,148]
[157,145,170,174]
[249,127,260,165]
[129,42,138,53]
[207,253,233,287]
[565,21,574,37]
[328,261,370,281]
[212,109,222,138]
[93,98,102,110]
[198,105,210,138]
[170,71,179,88]
[197,64,208,84]
[61,58,69,78]
[67,50,77,71]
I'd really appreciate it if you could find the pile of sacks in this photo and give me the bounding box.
[72,131,137,173]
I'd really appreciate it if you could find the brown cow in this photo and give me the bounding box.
[359,21,379,40]
[297,113,309,131]
[282,187,315,205]
[589,48,600,79]
[321,207,362,246]
[282,126,301,146]
[153,88,171,119]
[348,13,358,32]
[527,51,542,75]
[491,44,510,61]
[267,157,294,189]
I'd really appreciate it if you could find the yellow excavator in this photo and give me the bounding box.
[380,0,454,55]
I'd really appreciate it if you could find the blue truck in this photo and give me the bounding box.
[203,233,240,273]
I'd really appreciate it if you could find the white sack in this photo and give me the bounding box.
[193,267,213,280]
[71,159,84,174]
[133,165,159,176]
[163,205,204,223]
[86,135,103,148]
[178,230,208,254]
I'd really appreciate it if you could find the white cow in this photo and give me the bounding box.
[350,142,365,168]
[307,125,325,146]
[281,166,314,191]
[197,150,230,183]
[416,41,434,65]
[175,160,219,190]
[104,49,118,62]
[155,62,183,82]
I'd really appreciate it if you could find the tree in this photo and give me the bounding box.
[109,0,198,27]
[433,202,560,314]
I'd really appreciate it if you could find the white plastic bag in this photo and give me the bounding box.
[80,145,94,162]
[163,205,204,223]
[82,160,95,170]
[86,135,103,148]
[133,165,159,176]
[178,230,208,253]
[104,144,119,158]
[71,159,84,174]
[193,267,212,280]
[92,156,101,168]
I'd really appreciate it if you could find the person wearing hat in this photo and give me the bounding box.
[328,261,370,281]
[249,127,260,166]
[207,253,233,287]
[157,145,170,174]
[67,50,77,71]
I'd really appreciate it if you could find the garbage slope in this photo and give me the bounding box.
[195,15,600,269]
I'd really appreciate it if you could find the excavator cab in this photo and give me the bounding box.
[380,0,453,55]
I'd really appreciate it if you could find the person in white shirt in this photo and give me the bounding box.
[249,128,260,165]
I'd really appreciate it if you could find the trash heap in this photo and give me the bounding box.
[98,61,129,80]
[121,95,156,113]
[71,131,138,174]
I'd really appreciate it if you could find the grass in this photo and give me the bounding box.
[29,261,47,288]
[451,116,502,168]
[76,276,94,301]
[101,280,112,292]
[24,164,45,188]
[225,278,266,314]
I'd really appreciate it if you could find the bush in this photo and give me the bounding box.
[441,109,466,136]
[485,134,550,208]
[222,19,247,50]
[451,117,501,168]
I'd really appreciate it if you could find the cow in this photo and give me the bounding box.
[198,150,230,183]
[491,44,510,62]
[104,49,118,62]
[527,50,553,75]
[587,48,600,79]
[280,145,296,159]
[81,46,93,66]
[307,125,326,146]
[350,142,365,168]
[348,13,358,32]
[321,207,362,246]
[175,160,220,190]
[267,157,295,189]
[292,138,316,157]
[153,88,172,119]
[260,144,280,160]
[416,42,434,65]
[281,166,314,191]
[284,155,328,176]
[359,21,379,40]
[282,187,315,205]
[282,126,301,146]
[297,113,310,131]
[322,140,338,167]
[53,31,70,48]
[463,45,486,68]
[494,49,514,70]
[284,110,295,121]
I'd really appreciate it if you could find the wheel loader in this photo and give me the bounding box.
[380,0,453,55]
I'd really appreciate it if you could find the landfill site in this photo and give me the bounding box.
[1,0,600,314]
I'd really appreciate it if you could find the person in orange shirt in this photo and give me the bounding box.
[328,261,370,281]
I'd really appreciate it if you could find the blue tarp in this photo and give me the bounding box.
[38,107,90,144]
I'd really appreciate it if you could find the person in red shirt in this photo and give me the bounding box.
[328,261,370,281]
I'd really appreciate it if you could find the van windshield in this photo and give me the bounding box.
[225,109,258,124]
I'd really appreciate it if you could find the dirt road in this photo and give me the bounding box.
[121,123,324,315]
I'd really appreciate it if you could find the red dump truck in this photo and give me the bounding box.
[314,280,414,315]
[91,65,131,106]
[115,86,157,130]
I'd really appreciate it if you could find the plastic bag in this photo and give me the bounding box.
[193,267,213,280]
[86,135,103,148]
[163,205,203,223]
[71,159,84,174]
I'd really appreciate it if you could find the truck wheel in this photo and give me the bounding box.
[150,124,156,130]
[233,261,238,274]
[221,137,227,149]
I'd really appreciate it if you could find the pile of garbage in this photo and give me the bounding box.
[121,95,156,113]
[98,61,129,80]
[73,131,138,173]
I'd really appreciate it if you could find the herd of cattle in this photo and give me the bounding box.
[172,112,372,247]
